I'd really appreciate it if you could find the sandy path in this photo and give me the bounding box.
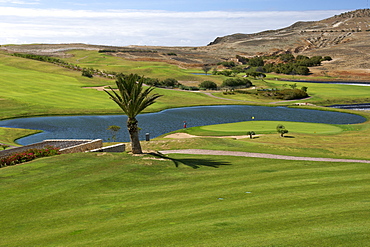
[164,133,253,139]
[160,149,370,163]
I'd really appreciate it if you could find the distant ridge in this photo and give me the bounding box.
[1,9,369,79]
[204,9,370,76]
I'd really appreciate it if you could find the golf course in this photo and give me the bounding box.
[0,48,369,246]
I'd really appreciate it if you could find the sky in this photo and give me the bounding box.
[0,0,368,46]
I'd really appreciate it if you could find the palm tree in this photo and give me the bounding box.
[104,74,162,154]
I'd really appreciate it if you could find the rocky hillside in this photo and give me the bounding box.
[204,9,370,78]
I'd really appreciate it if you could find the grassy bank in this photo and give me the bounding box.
[1,152,369,246]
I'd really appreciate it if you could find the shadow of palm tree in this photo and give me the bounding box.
[148,152,232,169]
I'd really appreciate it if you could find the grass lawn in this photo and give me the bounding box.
[1,152,369,246]
[183,121,345,136]
[0,127,41,146]
[63,50,225,84]
[0,53,230,120]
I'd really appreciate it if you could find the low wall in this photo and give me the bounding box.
[59,139,103,154]
[89,143,126,153]
[0,139,103,158]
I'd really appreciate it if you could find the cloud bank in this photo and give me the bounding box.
[0,7,346,46]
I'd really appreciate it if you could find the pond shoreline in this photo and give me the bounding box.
[0,105,366,145]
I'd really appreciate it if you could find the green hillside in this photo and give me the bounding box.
[1,152,369,246]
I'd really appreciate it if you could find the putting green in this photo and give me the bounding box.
[186,121,344,136]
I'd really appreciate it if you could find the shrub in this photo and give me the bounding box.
[276,124,288,137]
[0,146,60,168]
[82,69,93,78]
[221,78,253,88]
[199,81,217,90]
[162,78,179,87]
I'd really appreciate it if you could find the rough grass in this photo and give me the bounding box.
[1,152,369,246]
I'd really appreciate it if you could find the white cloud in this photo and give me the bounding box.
[0,0,39,4]
[0,7,346,46]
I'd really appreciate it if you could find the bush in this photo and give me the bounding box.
[82,69,93,78]
[221,78,253,88]
[162,78,179,87]
[276,89,308,100]
[0,146,60,168]
[199,81,217,90]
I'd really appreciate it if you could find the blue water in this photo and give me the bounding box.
[0,105,366,145]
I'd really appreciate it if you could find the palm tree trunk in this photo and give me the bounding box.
[127,117,142,154]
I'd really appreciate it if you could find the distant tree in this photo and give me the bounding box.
[246,131,255,139]
[294,66,310,75]
[276,124,289,137]
[246,71,266,79]
[296,55,309,60]
[162,78,179,87]
[280,53,295,62]
[82,69,93,78]
[221,78,253,88]
[218,61,236,68]
[202,64,213,75]
[248,56,264,67]
[199,80,217,90]
[107,125,121,142]
[236,55,249,64]
[322,56,332,61]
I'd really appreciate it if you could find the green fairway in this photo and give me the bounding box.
[1,153,369,246]
[0,53,230,120]
[184,121,345,136]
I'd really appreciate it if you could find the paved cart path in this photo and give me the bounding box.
[160,149,370,163]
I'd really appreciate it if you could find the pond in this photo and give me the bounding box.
[0,105,366,145]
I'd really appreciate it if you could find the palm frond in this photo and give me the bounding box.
[105,74,162,118]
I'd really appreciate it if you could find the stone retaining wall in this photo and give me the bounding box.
[89,143,125,153]
[58,139,103,154]
[0,139,103,158]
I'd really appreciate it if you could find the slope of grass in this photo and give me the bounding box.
[0,53,230,120]
[1,152,369,246]
[0,127,41,146]
[63,50,225,83]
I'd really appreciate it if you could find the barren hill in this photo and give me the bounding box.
[1,9,369,80]
[205,9,370,78]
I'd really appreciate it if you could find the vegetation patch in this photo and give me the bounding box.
[0,146,60,168]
